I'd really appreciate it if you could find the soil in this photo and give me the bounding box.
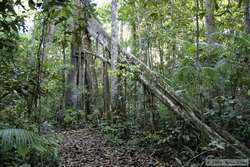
[61,128,175,167]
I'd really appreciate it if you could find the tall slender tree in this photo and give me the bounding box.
[58,22,67,124]
[111,0,120,113]
[103,48,112,121]
[204,0,216,43]
[244,0,250,34]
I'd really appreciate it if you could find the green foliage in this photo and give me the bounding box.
[109,63,137,79]
[100,121,132,145]
[174,31,250,150]
[64,109,84,125]
[139,132,161,146]
[0,0,26,34]
[0,128,62,167]
[1,0,250,165]
[0,129,42,149]
[0,35,39,127]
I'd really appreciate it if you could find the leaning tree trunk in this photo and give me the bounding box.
[204,0,216,43]
[86,18,250,158]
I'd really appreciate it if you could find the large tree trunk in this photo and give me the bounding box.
[65,0,97,113]
[204,0,216,43]
[65,39,81,108]
[86,18,250,157]
[65,0,81,109]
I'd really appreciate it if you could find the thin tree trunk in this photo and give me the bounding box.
[120,21,124,43]
[119,21,126,115]
[81,38,86,113]
[195,0,200,63]
[196,0,207,146]
[111,0,119,113]
[36,17,47,131]
[83,32,98,115]
[244,0,250,34]
[158,41,164,74]
[131,12,138,114]
[78,36,83,108]
[103,48,111,121]
[58,22,67,124]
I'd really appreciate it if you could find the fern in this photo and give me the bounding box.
[0,128,61,166]
[0,128,44,149]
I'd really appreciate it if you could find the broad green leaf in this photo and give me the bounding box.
[16,144,30,157]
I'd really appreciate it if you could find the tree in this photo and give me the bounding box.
[65,2,83,109]
[65,0,97,115]
[244,0,250,33]
[111,0,120,113]
[204,0,216,43]
[87,18,250,158]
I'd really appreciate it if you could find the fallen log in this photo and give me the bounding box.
[86,18,250,158]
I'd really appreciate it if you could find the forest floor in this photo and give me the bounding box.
[61,128,175,167]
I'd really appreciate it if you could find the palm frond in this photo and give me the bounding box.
[0,128,43,149]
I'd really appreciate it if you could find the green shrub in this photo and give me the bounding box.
[64,109,84,125]
[0,128,62,167]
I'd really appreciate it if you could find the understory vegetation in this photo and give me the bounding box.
[1,0,250,166]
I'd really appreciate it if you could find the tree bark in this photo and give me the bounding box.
[83,32,98,114]
[103,48,112,121]
[244,0,250,34]
[111,0,120,113]
[130,7,140,113]
[58,22,67,124]
[65,0,97,113]
[204,0,216,43]
[120,21,127,114]
[65,0,81,109]
[65,33,81,108]
[158,41,164,74]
